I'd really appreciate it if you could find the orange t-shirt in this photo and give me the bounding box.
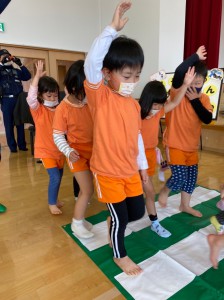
[30,105,64,159]
[52,98,93,150]
[141,107,165,149]
[163,88,213,152]
[84,80,141,178]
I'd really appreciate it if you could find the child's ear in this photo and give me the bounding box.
[102,68,111,81]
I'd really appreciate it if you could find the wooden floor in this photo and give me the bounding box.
[0,135,224,300]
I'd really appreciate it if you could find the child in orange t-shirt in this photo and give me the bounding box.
[53,60,94,239]
[84,1,148,276]
[26,61,65,215]
[140,67,195,238]
[158,46,213,217]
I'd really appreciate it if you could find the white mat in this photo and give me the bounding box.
[73,220,132,251]
[74,187,219,252]
[115,251,195,300]
[199,224,218,235]
[164,231,224,276]
[127,186,219,232]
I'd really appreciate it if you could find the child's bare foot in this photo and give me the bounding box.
[158,186,170,207]
[49,204,62,215]
[179,204,202,217]
[114,256,143,275]
[57,201,64,208]
[107,216,112,247]
[207,234,222,269]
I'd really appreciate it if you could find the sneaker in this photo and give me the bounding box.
[71,221,94,239]
[151,221,171,238]
[83,219,93,231]
[210,216,224,234]
[216,200,224,211]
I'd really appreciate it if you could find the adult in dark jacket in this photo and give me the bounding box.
[0,49,31,152]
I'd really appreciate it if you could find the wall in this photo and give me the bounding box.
[0,0,186,98]
[159,0,186,72]
[0,0,100,52]
[99,0,185,97]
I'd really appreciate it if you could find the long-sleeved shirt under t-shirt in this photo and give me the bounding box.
[26,85,64,159]
[84,26,148,178]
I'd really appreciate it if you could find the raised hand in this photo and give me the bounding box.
[35,60,46,79]
[185,86,201,101]
[110,1,132,31]
[183,66,196,87]
[31,60,46,87]
[196,45,207,61]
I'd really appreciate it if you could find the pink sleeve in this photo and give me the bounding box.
[26,85,40,110]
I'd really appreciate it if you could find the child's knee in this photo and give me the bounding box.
[128,195,145,221]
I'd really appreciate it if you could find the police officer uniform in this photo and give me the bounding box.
[0,49,31,152]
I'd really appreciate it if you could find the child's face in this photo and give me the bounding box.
[109,66,141,91]
[146,103,163,118]
[190,75,204,89]
[152,103,163,110]
[42,91,59,102]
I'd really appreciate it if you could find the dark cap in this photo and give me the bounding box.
[0,49,11,56]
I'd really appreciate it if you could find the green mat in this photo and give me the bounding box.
[62,186,224,300]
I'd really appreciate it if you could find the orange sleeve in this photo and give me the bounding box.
[53,102,68,133]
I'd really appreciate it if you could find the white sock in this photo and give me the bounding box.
[72,218,84,225]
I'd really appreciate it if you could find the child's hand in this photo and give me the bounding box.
[69,150,80,163]
[196,45,207,60]
[183,66,196,87]
[185,86,201,100]
[139,169,148,184]
[35,60,46,78]
[110,1,131,31]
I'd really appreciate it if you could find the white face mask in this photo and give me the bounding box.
[43,100,59,107]
[118,82,138,97]
[150,109,160,116]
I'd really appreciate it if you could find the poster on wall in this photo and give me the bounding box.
[151,68,223,120]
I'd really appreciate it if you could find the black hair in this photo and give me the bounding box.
[139,81,167,119]
[64,60,86,100]
[37,76,59,103]
[194,61,208,79]
[103,36,144,71]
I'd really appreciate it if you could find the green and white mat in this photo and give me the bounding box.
[62,186,224,300]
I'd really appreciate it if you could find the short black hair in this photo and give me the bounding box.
[139,81,167,119]
[103,36,144,71]
[194,61,208,79]
[64,60,85,100]
[38,76,59,103]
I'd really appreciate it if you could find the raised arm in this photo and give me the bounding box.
[32,61,46,88]
[84,1,131,84]
[164,66,195,113]
[172,46,207,89]
[185,87,213,124]
[26,60,46,110]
